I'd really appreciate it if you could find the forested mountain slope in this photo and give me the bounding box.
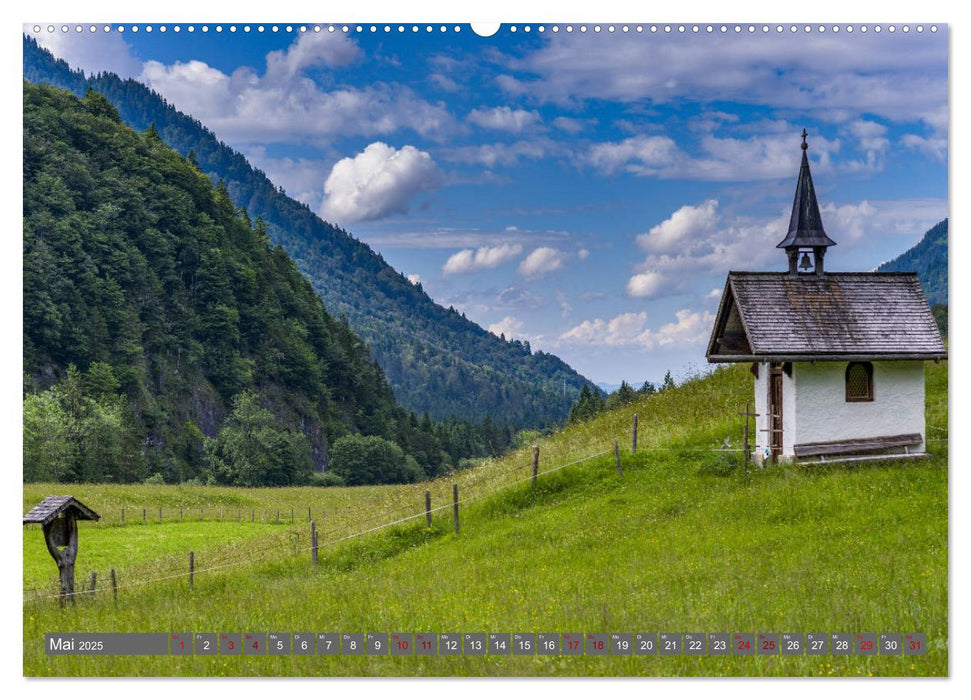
[877,218,947,307]
[24,36,594,428]
[23,81,455,483]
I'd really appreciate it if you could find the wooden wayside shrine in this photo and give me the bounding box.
[23,496,100,605]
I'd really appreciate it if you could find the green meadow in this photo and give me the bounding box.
[23,363,948,676]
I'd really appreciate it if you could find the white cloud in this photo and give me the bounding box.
[443,244,523,275]
[636,200,719,255]
[588,135,682,176]
[519,247,566,278]
[628,197,947,284]
[706,288,723,300]
[560,309,714,349]
[429,73,460,92]
[587,132,840,182]
[560,312,649,347]
[33,28,141,78]
[140,59,235,119]
[844,119,890,172]
[439,139,552,168]
[139,33,455,144]
[819,201,878,245]
[552,116,589,134]
[407,274,422,285]
[496,286,545,310]
[632,208,790,278]
[468,106,541,132]
[577,248,590,261]
[818,199,946,248]
[244,146,331,208]
[559,318,605,345]
[624,272,665,299]
[488,316,544,345]
[488,316,523,337]
[555,290,573,318]
[263,30,360,80]
[319,142,442,224]
[625,272,667,299]
[902,133,947,162]
[655,309,716,347]
[604,312,651,346]
[498,31,946,130]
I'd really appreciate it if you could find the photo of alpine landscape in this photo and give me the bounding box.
[22,24,947,677]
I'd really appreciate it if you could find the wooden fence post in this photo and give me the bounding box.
[614,439,622,476]
[452,483,460,533]
[142,508,146,525]
[532,445,540,485]
[251,508,255,523]
[632,414,639,453]
[738,403,758,481]
[290,507,294,523]
[189,551,194,591]
[159,506,162,523]
[110,568,117,602]
[179,505,183,522]
[121,507,125,525]
[311,520,318,567]
[308,506,312,522]
[276,509,280,523]
[743,402,751,479]
[88,571,97,595]
[425,490,432,527]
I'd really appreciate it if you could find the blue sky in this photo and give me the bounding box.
[32,23,948,385]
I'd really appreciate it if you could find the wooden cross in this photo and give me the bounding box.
[43,514,79,605]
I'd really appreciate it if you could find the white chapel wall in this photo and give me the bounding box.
[792,361,926,451]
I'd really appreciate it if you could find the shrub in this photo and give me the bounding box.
[205,391,313,486]
[309,471,345,488]
[329,434,425,485]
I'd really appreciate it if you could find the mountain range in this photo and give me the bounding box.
[23,36,594,429]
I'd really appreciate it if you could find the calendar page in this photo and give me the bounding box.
[20,17,948,681]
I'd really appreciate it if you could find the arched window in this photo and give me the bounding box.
[845,362,874,402]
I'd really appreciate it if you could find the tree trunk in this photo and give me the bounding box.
[59,562,75,605]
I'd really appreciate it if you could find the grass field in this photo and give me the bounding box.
[23,362,948,676]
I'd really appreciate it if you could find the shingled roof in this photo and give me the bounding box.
[23,496,100,525]
[706,271,947,362]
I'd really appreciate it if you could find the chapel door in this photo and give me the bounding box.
[768,365,784,462]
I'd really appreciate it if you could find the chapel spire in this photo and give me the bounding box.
[776,129,837,276]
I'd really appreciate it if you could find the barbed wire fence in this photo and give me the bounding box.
[23,412,948,605]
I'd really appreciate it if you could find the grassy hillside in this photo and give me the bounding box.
[23,362,948,676]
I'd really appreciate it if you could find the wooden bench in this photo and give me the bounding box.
[793,433,923,459]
